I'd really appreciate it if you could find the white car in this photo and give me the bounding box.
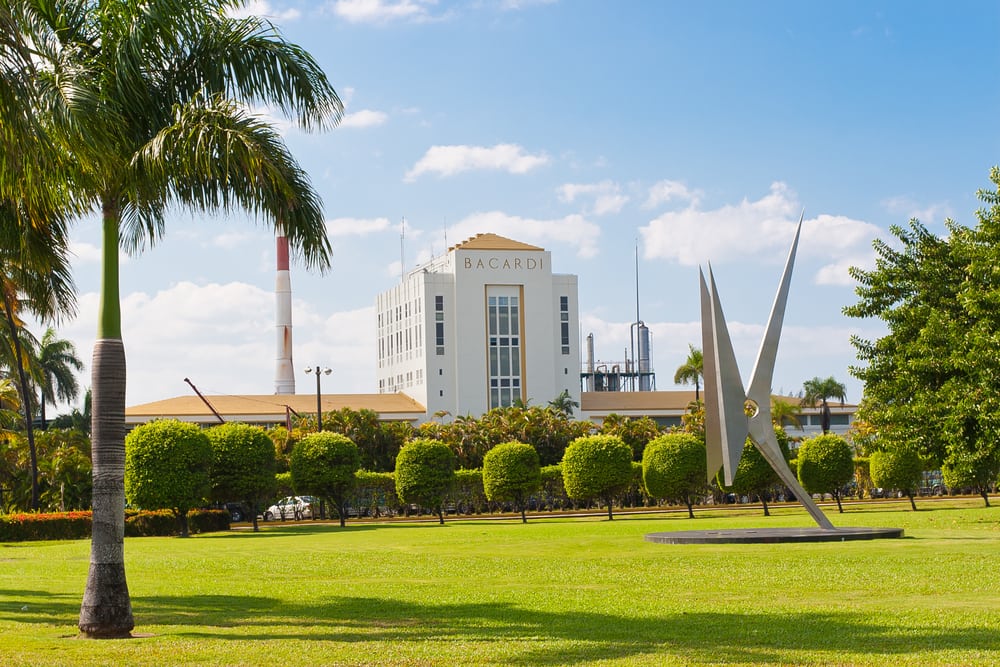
[262,496,315,521]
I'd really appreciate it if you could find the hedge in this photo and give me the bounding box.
[0,509,230,542]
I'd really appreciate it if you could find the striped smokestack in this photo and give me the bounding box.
[275,229,295,394]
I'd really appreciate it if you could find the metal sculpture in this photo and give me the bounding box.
[700,213,834,530]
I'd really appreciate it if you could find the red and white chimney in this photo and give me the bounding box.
[275,229,295,394]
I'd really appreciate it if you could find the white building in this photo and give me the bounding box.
[375,233,581,418]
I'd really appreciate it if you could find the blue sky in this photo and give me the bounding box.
[51,0,1000,410]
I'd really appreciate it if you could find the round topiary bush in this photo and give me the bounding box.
[395,438,456,524]
[796,433,855,512]
[125,419,213,537]
[482,441,541,523]
[561,434,632,520]
[642,432,707,518]
[290,432,361,527]
[205,423,276,531]
[869,447,923,510]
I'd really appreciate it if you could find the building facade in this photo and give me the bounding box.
[376,233,581,418]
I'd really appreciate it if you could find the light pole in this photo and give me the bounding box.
[305,366,332,430]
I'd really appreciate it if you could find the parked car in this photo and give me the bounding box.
[262,496,315,521]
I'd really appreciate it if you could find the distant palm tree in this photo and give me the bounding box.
[770,397,803,431]
[35,327,83,430]
[674,344,704,402]
[547,390,578,416]
[800,376,847,434]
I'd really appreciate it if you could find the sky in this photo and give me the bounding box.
[41,0,1000,413]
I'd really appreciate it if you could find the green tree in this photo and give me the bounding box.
[941,449,1000,507]
[796,434,854,513]
[4,1,342,637]
[124,420,213,537]
[482,441,541,523]
[34,327,83,430]
[869,447,923,511]
[547,389,579,417]
[771,397,803,431]
[290,432,361,527]
[599,414,663,461]
[642,432,707,519]
[673,344,704,402]
[395,438,456,525]
[322,408,411,472]
[561,434,633,520]
[719,426,792,517]
[800,376,847,434]
[206,423,276,532]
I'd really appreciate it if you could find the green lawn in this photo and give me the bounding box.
[1,498,998,666]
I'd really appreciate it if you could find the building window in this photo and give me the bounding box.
[560,295,570,355]
[488,292,521,408]
[435,295,445,355]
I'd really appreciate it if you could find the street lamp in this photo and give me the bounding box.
[304,366,332,430]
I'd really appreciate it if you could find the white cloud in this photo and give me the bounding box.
[340,109,388,129]
[70,241,104,264]
[326,217,392,237]
[447,211,601,258]
[209,231,257,249]
[229,1,301,21]
[639,182,881,279]
[557,180,629,216]
[53,282,377,408]
[404,143,549,182]
[644,180,703,209]
[333,0,438,24]
[881,195,952,225]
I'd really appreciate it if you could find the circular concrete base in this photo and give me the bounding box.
[645,526,904,544]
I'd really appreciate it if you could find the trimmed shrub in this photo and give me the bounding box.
[125,419,213,536]
[395,438,456,524]
[352,470,398,517]
[0,511,92,542]
[797,434,855,512]
[870,447,923,510]
[290,432,361,527]
[483,442,541,523]
[642,432,707,518]
[206,423,276,532]
[717,426,792,516]
[539,464,567,510]
[561,435,633,520]
[942,449,1000,507]
[448,468,487,515]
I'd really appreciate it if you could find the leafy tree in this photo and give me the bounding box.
[771,397,803,431]
[796,434,854,513]
[599,414,663,461]
[50,389,92,436]
[395,438,456,524]
[869,447,923,511]
[941,449,1000,507]
[482,441,541,523]
[718,426,792,517]
[205,423,276,532]
[4,0,342,637]
[322,408,411,472]
[673,344,704,402]
[124,420,213,537]
[800,376,847,434]
[561,434,633,520]
[642,433,707,518]
[290,432,361,527]
[35,327,83,430]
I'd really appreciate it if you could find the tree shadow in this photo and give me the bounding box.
[1,589,996,663]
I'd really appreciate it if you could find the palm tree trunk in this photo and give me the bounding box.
[1,292,39,510]
[78,338,133,637]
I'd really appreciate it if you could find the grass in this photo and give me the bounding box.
[0,497,998,666]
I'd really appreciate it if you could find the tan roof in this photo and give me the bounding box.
[581,391,699,413]
[450,233,543,252]
[126,393,426,420]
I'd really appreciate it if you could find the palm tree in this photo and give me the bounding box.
[801,376,848,434]
[674,344,704,402]
[35,327,84,430]
[4,1,341,638]
[547,389,579,416]
[770,397,803,431]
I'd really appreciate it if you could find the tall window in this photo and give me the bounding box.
[560,296,570,355]
[488,292,521,408]
[435,295,444,355]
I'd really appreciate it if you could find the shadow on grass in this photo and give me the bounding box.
[2,588,996,664]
